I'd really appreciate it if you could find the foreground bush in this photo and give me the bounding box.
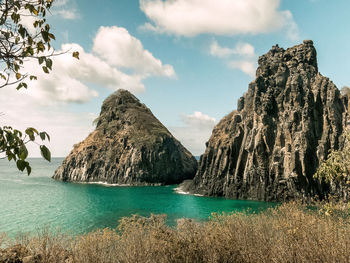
[1,202,350,263]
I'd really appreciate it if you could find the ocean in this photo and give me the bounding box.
[0,158,274,236]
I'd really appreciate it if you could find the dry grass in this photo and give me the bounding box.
[1,201,350,263]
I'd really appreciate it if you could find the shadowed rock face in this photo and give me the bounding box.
[183,40,349,201]
[53,89,197,185]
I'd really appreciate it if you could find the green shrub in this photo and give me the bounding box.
[2,202,350,262]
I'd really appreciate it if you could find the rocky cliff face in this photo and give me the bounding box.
[53,89,197,185]
[183,40,349,201]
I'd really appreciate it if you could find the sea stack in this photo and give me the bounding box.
[53,89,198,185]
[182,40,349,201]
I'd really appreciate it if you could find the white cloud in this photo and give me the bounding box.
[228,60,256,77]
[54,0,69,7]
[169,111,216,156]
[18,0,78,35]
[0,88,96,157]
[182,111,216,127]
[140,0,299,39]
[62,31,69,42]
[59,43,145,93]
[19,0,79,23]
[210,40,257,77]
[20,43,145,104]
[52,0,79,20]
[210,40,255,58]
[16,25,175,104]
[93,26,175,78]
[0,25,176,157]
[55,9,78,20]
[18,10,38,34]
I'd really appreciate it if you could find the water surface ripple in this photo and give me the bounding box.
[0,158,274,236]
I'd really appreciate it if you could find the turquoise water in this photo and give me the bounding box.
[0,158,275,236]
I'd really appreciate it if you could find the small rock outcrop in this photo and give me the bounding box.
[53,89,197,185]
[183,40,349,201]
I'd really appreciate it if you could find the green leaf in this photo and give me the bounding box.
[46,58,52,70]
[18,26,27,38]
[7,152,16,161]
[19,144,28,160]
[48,33,55,40]
[32,8,39,16]
[25,128,35,141]
[16,160,26,171]
[72,51,80,60]
[37,42,45,52]
[26,164,32,175]
[38,57,44,65]
[39,132,50,141]
[41,31,49,42]
[16,83,23,90]
[39,131,50,141]
[40,145,51,162]
[42,66,49,74]
[17,82,28,90]
[26,46,34,56]
[39,132,46,141]
[45,132,50,141]
[0,73,6,80]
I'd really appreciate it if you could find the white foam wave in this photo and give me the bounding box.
[174,187,189,195]
[82,181,130,187]
[174,186,204,197]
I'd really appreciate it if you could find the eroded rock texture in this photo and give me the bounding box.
[53,89,197,185]
[184,40,349,201]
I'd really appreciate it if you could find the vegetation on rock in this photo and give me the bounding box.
[53,89,197,185]
[315,129,350,199]
[183,40,349,201]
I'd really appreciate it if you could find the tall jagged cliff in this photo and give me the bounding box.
[53,89,197,185]
[183,40,349,201]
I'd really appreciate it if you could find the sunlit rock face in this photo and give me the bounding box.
[53,89,197,185]
[183,40,349,201]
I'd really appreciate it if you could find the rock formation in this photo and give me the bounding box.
[182,40,349,201]
[53,89,197,185]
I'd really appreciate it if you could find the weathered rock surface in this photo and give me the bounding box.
[182,40,349,201]
[53,89,197,185]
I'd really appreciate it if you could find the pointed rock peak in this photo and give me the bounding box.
[102,89,141,111]
[53,89,198,185]
[257,40,318,78]
[183,40,349,202]
[302,39,314,45]
[96,89,149,129]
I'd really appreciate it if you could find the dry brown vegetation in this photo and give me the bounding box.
[1,201,350,263]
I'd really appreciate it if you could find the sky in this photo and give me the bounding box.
[1,0,350,157]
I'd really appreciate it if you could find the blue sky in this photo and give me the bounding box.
[1,0,349,157]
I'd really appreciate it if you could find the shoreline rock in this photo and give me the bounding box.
[183,40,349,201]
[53,89,198,185]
